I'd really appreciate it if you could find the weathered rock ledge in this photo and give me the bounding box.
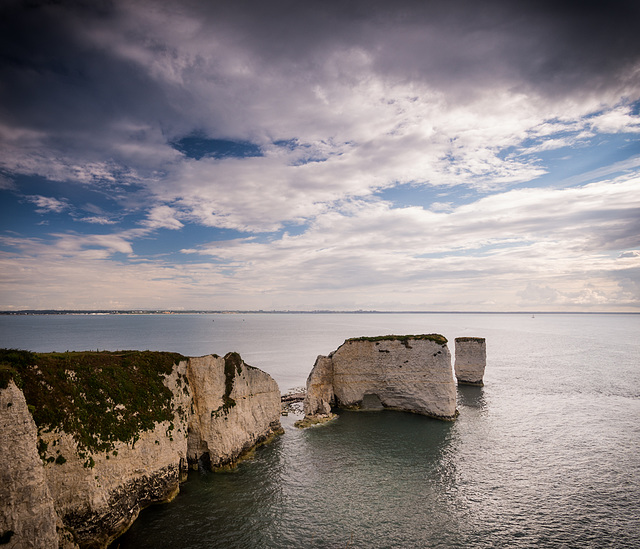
[302,334,458,423]
[0,349,281,549]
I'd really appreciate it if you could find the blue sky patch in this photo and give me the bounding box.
[171,136,263,160]
[376,183,482,210]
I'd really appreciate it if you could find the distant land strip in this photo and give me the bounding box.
[0,310,637,315]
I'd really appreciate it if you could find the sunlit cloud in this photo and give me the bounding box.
[77,216,118,225]
[142,205,184,230]
[26,195,70,214]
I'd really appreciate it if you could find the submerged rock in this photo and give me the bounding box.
[302,334,458,422]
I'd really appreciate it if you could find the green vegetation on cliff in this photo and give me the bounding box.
[347,334,448,345]
[0,349,186,458]
[211,352,244,418]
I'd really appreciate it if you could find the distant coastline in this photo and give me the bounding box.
[0,310,637,315]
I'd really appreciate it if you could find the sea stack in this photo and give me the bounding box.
[302,334,458,423]
[454,337,486,386]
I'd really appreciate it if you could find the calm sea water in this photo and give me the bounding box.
[1,313,639,548]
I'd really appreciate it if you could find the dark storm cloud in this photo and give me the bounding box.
[183,0,640,96]
[1,0,639,204]
[3,0,639,140]
[0,0,177,161]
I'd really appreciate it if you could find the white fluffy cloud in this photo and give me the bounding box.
[143,206,184,230]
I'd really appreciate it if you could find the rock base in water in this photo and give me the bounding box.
[294,413,337,428]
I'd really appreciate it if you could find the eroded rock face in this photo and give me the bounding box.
[0,380,60,549]
[303,355,334,417]
[39,359,191,549]
[303,335,457,420]
[454,337,486,386]
[187,353,282,468]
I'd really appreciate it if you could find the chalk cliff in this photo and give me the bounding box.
[0,380,60,549]
[454,337,486,386]
[187,352,283,469]
[0,350,281,549]
[37,356,191,549]
[303,355,334,418]
[303,335,457,421]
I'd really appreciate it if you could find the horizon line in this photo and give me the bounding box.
[1,309,638,315]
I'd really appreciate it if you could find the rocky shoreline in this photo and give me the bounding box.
[1,350,281,549]
[1,334,486,547]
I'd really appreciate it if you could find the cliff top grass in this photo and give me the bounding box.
[0,349,185,457]
[455,337,486,343]
[346,334,448,345]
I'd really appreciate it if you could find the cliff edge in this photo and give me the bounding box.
[187,352,283,469]
[0,379,60,549]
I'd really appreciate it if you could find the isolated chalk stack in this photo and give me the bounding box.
[454,337,486,386]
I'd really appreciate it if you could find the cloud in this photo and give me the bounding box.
[589,106,640,134]
[0,249,199,310]
[1,231,137,259]
[142,205,184,230]
[27,195,70,214]
[174,175,640,306]
[2,0,639,196]
[77,216,118,225]
[619,250,640,259]
[553,155,640,188]
[0,174,15,191]
[1,0,640,311]
[3,174,639,310]
[517,283,563,305]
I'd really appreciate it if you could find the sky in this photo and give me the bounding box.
[1,0,640,312]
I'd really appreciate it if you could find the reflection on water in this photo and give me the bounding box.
[113,410,461,549]
[114,385,640,549]
[456,384,486,410]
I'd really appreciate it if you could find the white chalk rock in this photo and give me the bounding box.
[1,351,283,549]
[303,335,457,420]
[187,353,282,468]
[454,337,486,386]
[0,380,60,549]
[303,355,334,417]
[39,359,191,549]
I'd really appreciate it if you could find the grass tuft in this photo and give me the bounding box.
[346,334,448,345]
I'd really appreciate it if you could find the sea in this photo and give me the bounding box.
[1,312,639,548]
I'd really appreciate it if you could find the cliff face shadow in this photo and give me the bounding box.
[361,392,384,410]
